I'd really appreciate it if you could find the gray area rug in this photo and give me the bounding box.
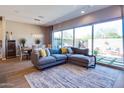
[25,64,117,88]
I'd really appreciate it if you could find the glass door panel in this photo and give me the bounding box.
[94,20,124,67]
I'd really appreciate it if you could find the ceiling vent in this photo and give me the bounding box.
[34,18,40,21]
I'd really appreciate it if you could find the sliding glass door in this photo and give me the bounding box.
[94,20,124,67]
[75,26,92,54]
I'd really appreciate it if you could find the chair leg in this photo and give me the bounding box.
[86,67,89,69]
[20,54,22,61]
[26,55,28,60]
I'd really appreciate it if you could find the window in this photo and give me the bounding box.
[62,29,73,47]
[53,31,62,48]
[94,19,123,67]
[75,26,92,54]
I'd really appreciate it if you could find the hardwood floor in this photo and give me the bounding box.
[0,58,124,88]
[0,58,38,88]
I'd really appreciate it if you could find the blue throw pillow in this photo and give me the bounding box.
[68,48,73,54]
[49,48,61,54]
[45,48,51,56]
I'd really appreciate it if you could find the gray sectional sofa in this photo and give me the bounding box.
[31,47,96,69]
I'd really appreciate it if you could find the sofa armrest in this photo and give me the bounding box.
[87,55,96,67]
[71,47,89,56]
[31,52,40,66]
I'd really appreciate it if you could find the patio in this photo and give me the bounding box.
[96,55,124,67]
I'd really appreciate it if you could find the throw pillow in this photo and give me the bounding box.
[45,48,51,56]
[49,48,61,54]
[68,47,73,54]
[61,48,68,54]
[39,49,47,57]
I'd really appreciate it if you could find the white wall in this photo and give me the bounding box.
[0,20,2,58]
[0,20,2,40]
[6,20,47,56]
[0,17,6,60]
[6,20,46,47]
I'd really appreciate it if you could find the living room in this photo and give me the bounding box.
[0,4,124,89]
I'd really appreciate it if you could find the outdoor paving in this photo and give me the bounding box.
[96,56,124,67]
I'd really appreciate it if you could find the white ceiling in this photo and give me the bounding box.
[0,5,110,26]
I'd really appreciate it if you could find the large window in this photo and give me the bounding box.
[94,20,123,67]
[53,31,62,48]
[75,26,92,54]
[62,29,73,47]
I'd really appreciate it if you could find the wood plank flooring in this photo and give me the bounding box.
[0,58,124,88]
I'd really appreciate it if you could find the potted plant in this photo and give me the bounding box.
[19,38,26,47]
[93,50,99,56]
[35,38,41,48]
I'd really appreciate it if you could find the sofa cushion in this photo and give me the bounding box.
[66,54,72,57]
[45,48,51,56]
[39,49,47,57]
[71,47,89,56]
[68,54,89,63]
[67,47,73,54]
[61,48,68,54]
[52,54,67,61]
[49,48,61,54]
[38,56,56,65]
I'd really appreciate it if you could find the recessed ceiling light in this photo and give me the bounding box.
[81,10,85,14]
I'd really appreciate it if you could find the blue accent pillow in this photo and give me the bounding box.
[45,48,51,56]
[68,48,73,54]
[49,48,61,54]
